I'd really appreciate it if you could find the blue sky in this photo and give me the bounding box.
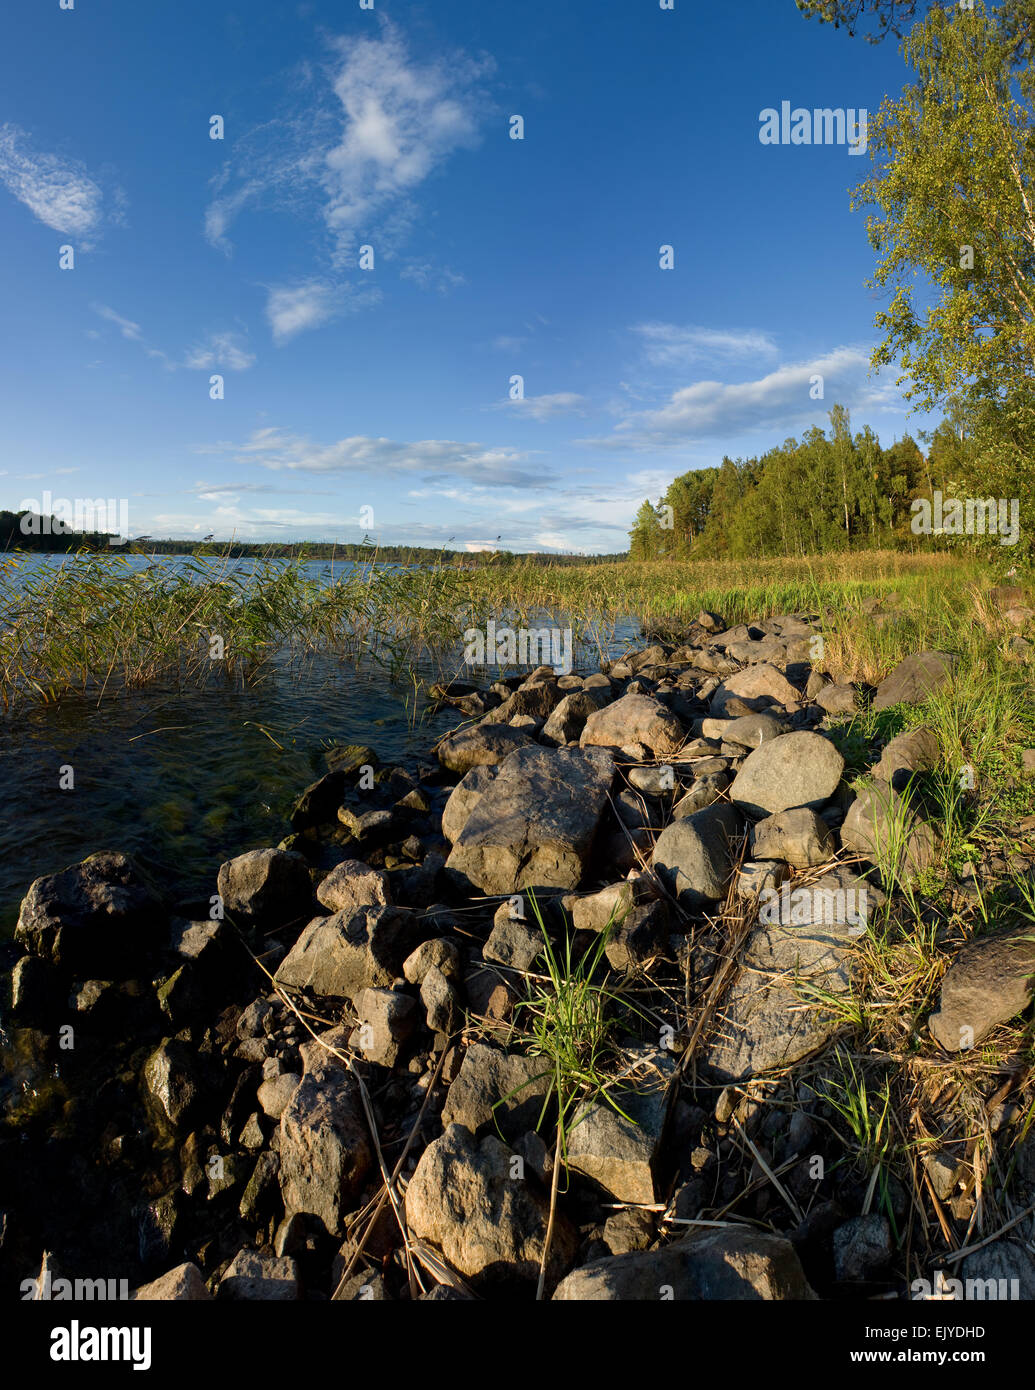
[0,0,936,553]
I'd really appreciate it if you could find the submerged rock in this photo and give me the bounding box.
[15,851,164,974]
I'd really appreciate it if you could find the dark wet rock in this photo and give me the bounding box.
[928,924,1035,1051]
[833,1215,891,1283]
[446,746,615,895]
[730,732,844,818]
[273,905,422,1001]
[541,688,612,747]
[872,651,958,710]
[290,769,347,831]
[580,693,685,757]
[143,1038,204,1131]
[651,802,741,910]
[15,851,164,974]
[436,724,533,776]
[405,1124,578,1289]
[9,954,61,1023]
[553,1227,817,1300]
[279,1063,373,1238]
[216,848,311,928]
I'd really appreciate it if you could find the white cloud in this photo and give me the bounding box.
[183,332,256,371]
[94,304,143,341]
[595,347,879,448]
[632,323,780,368]
[0,124,106,242]
[265,281,341,342]
[498,392,588,420]
[213,426,552,488]
[205,25,490,270]
[399,261,466,293]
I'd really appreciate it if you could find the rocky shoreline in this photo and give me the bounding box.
[4,602,1035,1301]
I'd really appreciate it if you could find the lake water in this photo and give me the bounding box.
[0,554,640,931]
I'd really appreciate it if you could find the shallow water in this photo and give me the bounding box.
[0,555,642,929]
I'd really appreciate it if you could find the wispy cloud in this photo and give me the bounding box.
[183,332,256,371]
[632,322,779,368]
[0,124,110,243]
[496,392,588,420]
[211,426,551,488]
[92,304,254,370]
[204,24,490,336]
[593,346,879,449]
[263,280,377,343]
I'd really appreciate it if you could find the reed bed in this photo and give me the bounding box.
[0,545,1014,713]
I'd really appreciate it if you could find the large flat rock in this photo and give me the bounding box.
[445,746,615,894]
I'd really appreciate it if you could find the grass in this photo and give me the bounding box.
[498,891,643,1297]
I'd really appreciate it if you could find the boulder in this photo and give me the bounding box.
[353,987,418,1067]
[142,1038,202,1131]
[871,726,940,790]
[315,860,391,914]
[651,803,741,910]
[279,1063,373,1237]
[441,1043,553,1142]
[274,905,422,1001]
[710,664,799,718]
[840,780,938,881]
[705,867,882,1082]
[553,1227,816,1300]
[15,851,163,974]
[436,724,533,776]
[445,747,615,895]
[730,732,844,818]
[405,1125,577,1288]
[402,937,463,985]
[441,765,497,844]
[541,689,611,747]
[928,925,1035,1051]
[131,1262,212,1301]
[580,693,685,756]
[565,1050,676,1202]
[217,1251,299,1300]
[721,713,787,749]
[751,808,836,867]
[216,848,311,927]
[872,651,957,710]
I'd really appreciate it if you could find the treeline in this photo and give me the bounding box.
[0,510,116,553]
[628,403,1031,563]
[0,514,622,566]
